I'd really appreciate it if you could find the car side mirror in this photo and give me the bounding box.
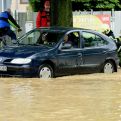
[61,43,72,49]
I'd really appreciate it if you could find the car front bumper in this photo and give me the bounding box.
[0,64,38,77]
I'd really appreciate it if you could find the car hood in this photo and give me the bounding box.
[0,45,51,58]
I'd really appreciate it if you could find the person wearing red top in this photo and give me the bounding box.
[36,0,50,28]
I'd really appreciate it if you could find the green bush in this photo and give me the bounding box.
[29,0,44,12]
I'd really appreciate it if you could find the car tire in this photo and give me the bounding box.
[102,61,115,73]
[38,64,54,78]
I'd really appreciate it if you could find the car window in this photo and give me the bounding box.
[61,31,80,49]
[19,30,40,45]
[82,32,108,48]
[19,29,63,47]
[37,32,61,46]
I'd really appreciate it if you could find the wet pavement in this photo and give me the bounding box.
[0,72,121,121]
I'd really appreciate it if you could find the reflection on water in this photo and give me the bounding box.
[0,73,121,121]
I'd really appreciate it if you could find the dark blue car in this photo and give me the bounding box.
[0,27,119,78]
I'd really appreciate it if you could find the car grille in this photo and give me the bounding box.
[0,57,12,64]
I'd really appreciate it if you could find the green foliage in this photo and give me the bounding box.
[28,0,44,12]
[72,0,121,10]
[29,0,121,11]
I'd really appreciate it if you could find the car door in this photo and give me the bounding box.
[56,31,83,75]
[81,31,108,68]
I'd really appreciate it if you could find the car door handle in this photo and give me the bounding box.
[78,53,82,56]
[103,51,107,53]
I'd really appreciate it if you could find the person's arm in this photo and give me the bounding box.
[7,12,20,29]
[36,11,41,28]
[110,30,115,39]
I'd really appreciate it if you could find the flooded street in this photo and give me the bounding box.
[1,71,121,121]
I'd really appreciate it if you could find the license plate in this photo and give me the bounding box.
[0,66,7,71]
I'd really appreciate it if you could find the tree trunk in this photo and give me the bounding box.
[50,0,73,27]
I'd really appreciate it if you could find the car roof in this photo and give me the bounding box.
[33,26,105,38]
[35,26,91,32]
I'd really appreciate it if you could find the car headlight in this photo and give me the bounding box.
[11,58,32,64]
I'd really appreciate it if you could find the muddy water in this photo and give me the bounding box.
[0,72,121,121]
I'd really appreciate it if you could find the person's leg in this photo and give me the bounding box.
[6,29,17,44]
[0,28,9,46]
[0,28,7,37]
[6,29,17,40]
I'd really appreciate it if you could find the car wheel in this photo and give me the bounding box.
[102,61,114,73]
[38,64,54,78]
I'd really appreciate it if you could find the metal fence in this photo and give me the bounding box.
[17,12,37,37]
[16,11,121,38]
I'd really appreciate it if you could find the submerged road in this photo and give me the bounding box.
[0,71,121,121]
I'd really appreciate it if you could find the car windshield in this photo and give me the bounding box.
[18,29,64,47]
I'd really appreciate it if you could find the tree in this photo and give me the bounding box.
[51,0,73,27]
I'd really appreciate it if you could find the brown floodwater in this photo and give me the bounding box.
[0,71,121,121]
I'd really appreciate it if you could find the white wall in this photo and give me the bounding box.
[11,0,29,13]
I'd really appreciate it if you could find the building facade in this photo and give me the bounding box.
[0,0,29,13]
